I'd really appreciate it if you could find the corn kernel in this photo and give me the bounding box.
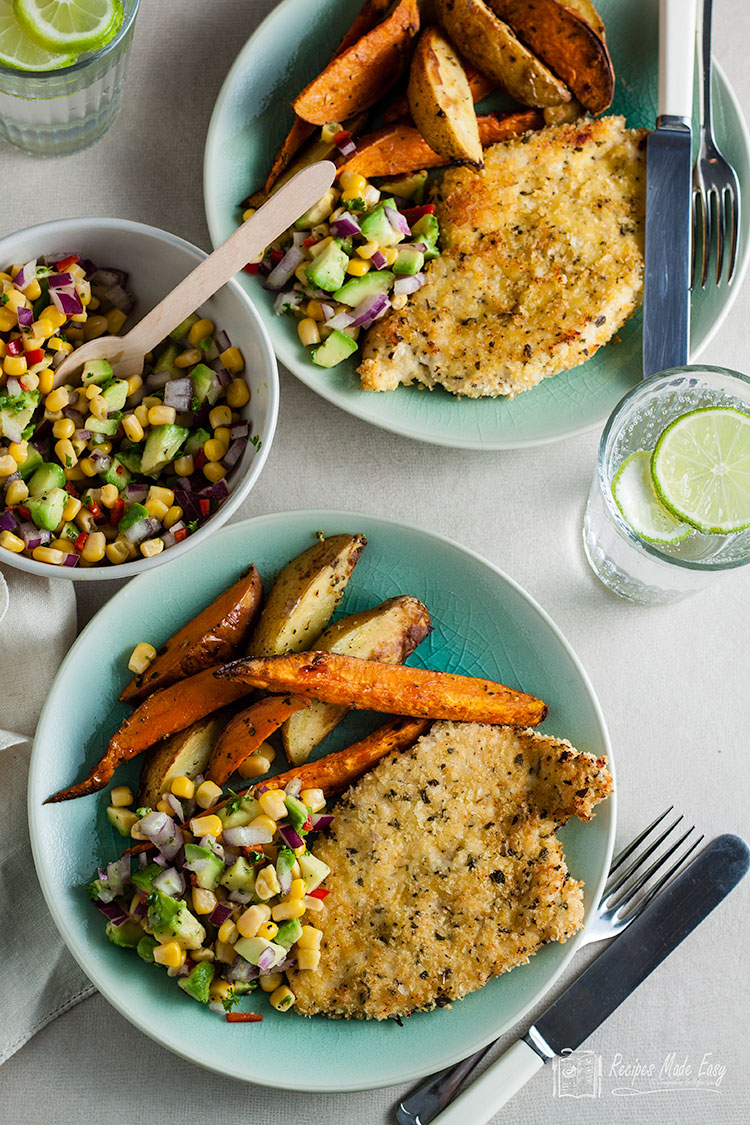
[297,948,321,971]
[50,538,73,554]
[226,379,250,408]
[170,775,195,800]
[254,865,281,901]
[189,813,222,837]
[106,540,131,565]
[250,813,277,836]
[22,277,42,300]
[148,404,176,427]
[256,920,279,941]
[174,347,202,368]
[303,895,325,913]
[214,939,236,964]
[174,453,194,478]
[111,785,133,807]
[345,257,370,276]
[219,346,244,374]
[98,483,118,509]
[0,308,16,332]
[218,919,238,944]
[83,315,108,341]
[237,753,271,780]
[383,247,399,266]
[0,530,25,553]
[271,899,305,922]
[192,887,217,915]
[194,779,222,809]
[5,289,28,311]
[203,437,227,463]
[188,318,214,345]
[270,985,295,1012]
[145,497,169,521]
[209,404,232,430]
[128,641,156,675]
[7,439,26,463]
[391,293,408,311]
[144,484,173,508]
[356,241,378,260]
[155,797,173,815]
[288,878,306,901]
[209,979,235,1002]
[191,947,215,963]
[4,355,27,376]
[125,373,142,398]
[153,942,185,968]
[78,456,96,478]
[237,904,271,938]
[38,305,64,329]
[300,788,326,814]
[44,386,68,413]
[81,531,106,563]
[121,413,144,442]
[241,207,257,222]
[5,479,28,506]
[256,789,285,822]
[140,538,164,559]
[32,546,64,565]
[297,925,322,951]
[203,462,226,484]
[134,403,150,428]
[36,369,54,394]
[51,417,75,441]
[106,307,127,334]
[259,971,283,993]
[55,438,78,469]
[297,317,321,347]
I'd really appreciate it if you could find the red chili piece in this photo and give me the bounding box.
[24,348,45,365]
[243,263,259,274]
[6,338,23,356]
[75,531,88,551]
[225,1012,263,1023]
[400,204,436,225]
[174,527,188,542]
[110,498,124,526]
[55,255,79,271]
[307,887,329,900]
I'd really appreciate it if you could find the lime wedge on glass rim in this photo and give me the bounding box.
[612,450,692,545]
[0,0,75,68]
[13,0,122,54]
[651,407,750,534]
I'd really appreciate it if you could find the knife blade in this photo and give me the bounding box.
[642,0,697,378]
[403,834,748,1125]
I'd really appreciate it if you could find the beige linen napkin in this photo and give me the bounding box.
[0,564,94,1064]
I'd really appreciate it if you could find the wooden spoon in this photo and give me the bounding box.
[52,161,336,385]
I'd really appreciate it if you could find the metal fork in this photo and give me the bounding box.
[396,808,703,1125]
[692,0,741,286]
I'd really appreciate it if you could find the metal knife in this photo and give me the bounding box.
[397,833,749,1125]
[642,0,698,378]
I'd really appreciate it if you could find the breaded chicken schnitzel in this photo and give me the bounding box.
[289,721,613,1020]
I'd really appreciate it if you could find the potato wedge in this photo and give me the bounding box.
[292,0,420,125]
[282,595,432,764]
[206,695,310,786]
[563,0,606,40]
[120,565,263,704]
[489,0,613,113]
[248,533,366,657]
[339,109,542,177]
[137,716,220,809]
[217,651,549,726]
[434,0,571,107]
[407,27,482,166]
[543,98,584,126]
[383,60,496,123]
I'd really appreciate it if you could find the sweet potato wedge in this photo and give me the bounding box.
[339,109,543,176]
[292,0,420,125]
[248,533,366,657]
[282,595,432,765]
[383,63,496,123]
[489,0,613,113]
[137,716,221,808]
[120,565,263,704]
[216,651,549,726]
[407,27,482,165]
[206,695,311,786]
[563,0,606,40]
[435,0,571,107]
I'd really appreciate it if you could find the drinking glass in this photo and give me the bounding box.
[0,0,140,157]
[583,365,750,605]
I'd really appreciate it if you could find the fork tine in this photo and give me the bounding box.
[628,833,705,917]
[701,187,713,289]
[607,806,673,877]
[604,814,684,900]
[607,823,696,911]
[715,186,726,285]
[691,189,700,289]
[726,184,740,283]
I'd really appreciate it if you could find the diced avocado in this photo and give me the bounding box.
[178,960,215,1003]
[0,389,40,442]
[184,843,225,890]
[191,364,215,404]
[294,187,338,230]
[103,458,130,491]
[154,342,180,375]
[275,918,303,951]
[284,794,308,829]
[310,330,358,369]
[234,935,286,968]
[169,313,200,341]
[86,415,120,436]
[219,856,256,895]
[59,521,80,543]
[28,461,65,497]
[184,427,210,457]
[101,379,129,412]
[118,502,149,534]
[86,878,112,903]
[114,447,141,474]
[27,486,67,532]
[393,247,425,276]
[18,444,42,481]
[106,806,137,837]
[275,846,296,890]
[298,852,331,894]
[131,863,163,893]
[359,199,405,247]
[105,919,144,949]
[305,240,349,293]
[411,213,440,259]
[137,935,159,962]
[379,170,428,203]
[332,270,394,307]
[146,889,205,949]
[218,795,259,829]
[140,424,188,475]
[81,359,113,386]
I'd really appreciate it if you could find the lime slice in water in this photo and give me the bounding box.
[0,0,75,68]
[651,407,750,534]
[612,450,692,545]
[13,0,122,54]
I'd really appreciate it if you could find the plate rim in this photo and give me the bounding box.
[202,0,750,450]
[28,508,616,1091]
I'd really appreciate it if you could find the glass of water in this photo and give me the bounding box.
[583,365,750,605]
[0,0,140,157]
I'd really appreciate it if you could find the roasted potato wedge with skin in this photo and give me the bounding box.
[489,0,613,113]
[408,27,482,166]
[339,109,542,177]
[383,61,496,123]
[137,716,221,809]
[217,651,549,726]
[544,98,584,125]
[206,694,310,786]
[435,0,571,108]
[248,533,366,657]
[282,595,432,764]
[563,0,606,40]
[292,0,420,126]
[120,566,263,704]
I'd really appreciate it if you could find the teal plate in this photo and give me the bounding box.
[204,0,750,449]
[29,511,614,1091]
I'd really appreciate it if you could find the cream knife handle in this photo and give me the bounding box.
[431,1040,544,1125]
[658,0,698,120]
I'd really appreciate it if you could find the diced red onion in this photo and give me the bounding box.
[209,903,234,927]
[153,853,168,867]
[167,520,186,536]
[277,824,304,850]
[264,245,305,291]
[144,368,172,391]
[133,896,148,917]
[5,377,22,395]
[48,271,74,289]
[164,377,193,411]
[74,428,91,442]
[393,273,426,296]
[63,407,84,427]
[311,813,334,831]
[153,867,185,897]
[223,438,247,469]
[106,856,131,896]
[213,365,232,387]
[103,283,134,313]
[273,289,305,316]
[125,483,148,503]
[94,900,129,926]
[384,206,411,236]
[1,419,23,443]
[330,214,361,238]
[50,287,83,317]
[16,306,34,329]
[122,516,161,545]
[276,952,297,972]
[199,836,224,861]
[19,521,50,549]
[90,267,128,289]
[257,947,278,973]
[284,778,302,798]
[165,793,184,822]
[229,421,249,440]
[139,810,184,860]
[62,553,79,568]
[13,259,36,289]
[325,309,354,330]
[370,250,387,269]
[215,328,231,352]
[206,374,223,406]
[228,889,253,904]
[228,956,259,982]
[0,509,18,532]
[350,293,389,328]
[337,139,356,156]
[89,450,112,472]
[198,479,229,502]
[222,825,273,847]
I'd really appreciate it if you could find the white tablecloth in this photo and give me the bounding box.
[2,1,749,1121]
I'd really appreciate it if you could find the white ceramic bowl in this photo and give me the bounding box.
[0,218,278,580]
